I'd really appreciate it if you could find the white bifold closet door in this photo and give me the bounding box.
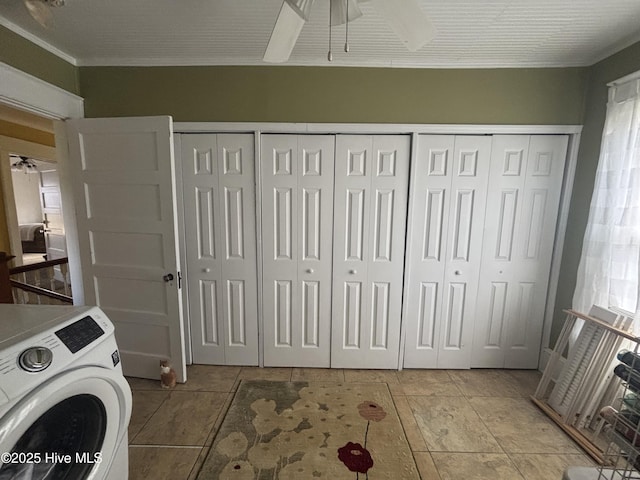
[331,135,410,369]
[403,135,491,369]
[472,135,568,368]
[261,135,335,367]
[181,134,259,365]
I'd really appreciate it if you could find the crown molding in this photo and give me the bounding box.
[75,56,589,69]
[0,16,77,66]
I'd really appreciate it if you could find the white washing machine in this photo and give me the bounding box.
[0,305,132,480]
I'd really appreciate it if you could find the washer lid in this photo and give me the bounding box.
[0,305,93,350]
[0,308,116,404]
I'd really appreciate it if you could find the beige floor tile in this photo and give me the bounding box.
[291,368,345,382]
[408,396,503,452]
[129,390,170,440]
[449,369,522,397]
[397,369,453,385]
[469,396,580,454]
[389,382,462,397]
[129,446,201,480]
[127,376,163,391]
[133,391,228,446]
[393,395,429,451]
[237,367,292,381]
[504,370,543,397]
[174,365,240,392]
[413,452,442,480]
[343,369,400,383]
[509,453,595,480]
[432,452,525,480]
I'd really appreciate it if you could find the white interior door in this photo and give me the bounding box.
[332,135,410,369]
[261,135,335,367]
[403,135,491,369]
[473,135,568,368]
[38,166,67,280]
[66,116,186,382]
[181,133,258,365]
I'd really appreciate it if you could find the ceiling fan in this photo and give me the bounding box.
[22,0,64,28]
[10,155,38,173]
[264,0,435,63]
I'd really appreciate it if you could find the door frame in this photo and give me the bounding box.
[175,122,581,370]
[0,62,85,302]
[0,135,56,265]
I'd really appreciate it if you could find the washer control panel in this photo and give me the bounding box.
[0,306,116,405]
[19,347,53,372]
[54,316,105,354]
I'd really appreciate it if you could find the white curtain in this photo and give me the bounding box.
[573,78,640,328]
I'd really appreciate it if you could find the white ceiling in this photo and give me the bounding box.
[1,0,640,68]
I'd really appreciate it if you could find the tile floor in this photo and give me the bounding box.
[126,366,595,479]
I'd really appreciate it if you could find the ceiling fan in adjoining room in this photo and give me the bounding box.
[10,155,38,173]
[263,0,436,63]
[22,0,64,29]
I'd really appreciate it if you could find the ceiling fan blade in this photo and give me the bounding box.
[263,0,310,63]
[369,0,435,51]
[24,0,53,28]
[284,0,315,21]
[331,0,363,26]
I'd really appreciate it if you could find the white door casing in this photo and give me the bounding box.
[331,135,410,369]
[473,135,568,368]
[403,135,491,369]
[65,116,186,382]
[181,134,259,365]
[261,135,335,367]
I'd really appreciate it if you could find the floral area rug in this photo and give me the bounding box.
[197,380,419,479]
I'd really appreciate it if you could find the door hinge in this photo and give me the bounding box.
[178,271,182,289]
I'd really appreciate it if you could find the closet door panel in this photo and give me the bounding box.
[473,135,568,368]
[298,136,335,358]
[182,134,258,365]
[216,134,259,365]
[262,136,300,366]
[472,135,529,367]
[403,136,454,368]
[183,135,225,364]
[437,136,491,368]
[366,135,410,367]
[403,135,490,369]
[332,135,410,369]
[504,135,568,368]
[262,135,334,367]
[333,136,371,360]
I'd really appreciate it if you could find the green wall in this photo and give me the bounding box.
[550,40,640,347]
[0,25,79,95]
[78,65,587,124]
[5,22,640,359]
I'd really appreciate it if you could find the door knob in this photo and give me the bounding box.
[203,268,211,273]
[349,269,357,275]
[454,270,461,275]
[163,273,174,282]
[306,268,314,274]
